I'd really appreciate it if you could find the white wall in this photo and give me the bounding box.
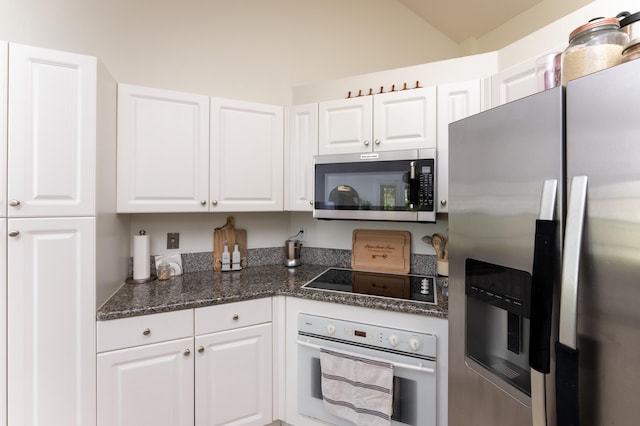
[0,0,462,105]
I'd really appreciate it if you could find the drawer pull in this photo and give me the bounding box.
[142,328,151,336]
[198,346,205,353]
[184,349,191,356]
[232,314,239,321]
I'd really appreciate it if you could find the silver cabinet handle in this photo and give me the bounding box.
[200,200,206,206]
[211,200,218,206]
[232,314,239,321]
[184,349,191,356]
[374,139,381,145]
[363,140,370,146]
[8,231,19,237]
[440,199,447,206]
[142,328,151,336]
[309,200,313,205]
[9,199,21,207]
[198,346,205,353]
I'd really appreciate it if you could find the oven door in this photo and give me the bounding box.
[297,334,437,426]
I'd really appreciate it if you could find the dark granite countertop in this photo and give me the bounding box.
[97,264,448,321]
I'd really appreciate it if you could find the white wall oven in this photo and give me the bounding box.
[296,313,437,426]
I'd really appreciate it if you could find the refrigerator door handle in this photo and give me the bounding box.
[559,175,587,348]
[529,179,558,426]
[556,175,587,426]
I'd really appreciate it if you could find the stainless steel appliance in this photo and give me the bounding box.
[313,149,436,222]
[448,59,640,425]
[302,267,437,304]
[296,313,437,426]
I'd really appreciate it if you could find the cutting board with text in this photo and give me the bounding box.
[351,229,411,274]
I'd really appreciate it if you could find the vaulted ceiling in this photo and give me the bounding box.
[396,0,546,42]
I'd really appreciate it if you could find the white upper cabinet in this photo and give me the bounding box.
[1,41,7,218]
[210,98,284,212]
[436,80,482,213]
[318,96,372,155]
[285,103,318,211]
[373,87,437,152]
[117,84,210,213]
[8,43,97,217]
[319,87,436,155]
[490,58,538,107]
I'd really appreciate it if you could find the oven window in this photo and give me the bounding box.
[310,356,419,425]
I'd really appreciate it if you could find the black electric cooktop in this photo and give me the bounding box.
[302,267,437,305]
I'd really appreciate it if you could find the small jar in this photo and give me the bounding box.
[157,262,172,280]
[561,17,629,85]
[622,38,640,63]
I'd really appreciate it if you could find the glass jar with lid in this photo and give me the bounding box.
[561,17,629,85]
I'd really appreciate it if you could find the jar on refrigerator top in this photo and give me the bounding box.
[561,17,629,85]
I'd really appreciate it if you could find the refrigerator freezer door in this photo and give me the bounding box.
[449,87,564,426]
[565,59,640,425]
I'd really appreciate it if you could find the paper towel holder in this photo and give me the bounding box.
[126,229,157,284]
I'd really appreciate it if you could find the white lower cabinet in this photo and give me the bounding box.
[98,338,195,426]
[97,299,273,426]
[195,323,273,426]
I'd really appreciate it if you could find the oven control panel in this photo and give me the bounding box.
[298,313,437,358]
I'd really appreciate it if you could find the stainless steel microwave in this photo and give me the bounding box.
[313,148,436,222]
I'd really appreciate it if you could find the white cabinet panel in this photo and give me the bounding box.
[373,87,436,152]
[8,43,97,217]
[8,217,95,426]
[210,98,283,211]
[0,41,6,218]
[0,219,5,426]
[436,80,481,213]
[117,84,210,212]
[490,59,538,107]
[318,96,372,155]
[195,323,273,426]
[97,337,195,426]
[286,104,318,211]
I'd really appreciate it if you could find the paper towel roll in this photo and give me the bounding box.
[133,233,150,280]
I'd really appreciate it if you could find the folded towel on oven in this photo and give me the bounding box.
[320,347,394,426]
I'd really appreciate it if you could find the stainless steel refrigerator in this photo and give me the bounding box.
[448,58,640,426]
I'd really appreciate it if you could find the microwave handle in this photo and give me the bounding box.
[409,161,419,208]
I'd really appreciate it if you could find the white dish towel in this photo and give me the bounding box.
[320,347,394,426]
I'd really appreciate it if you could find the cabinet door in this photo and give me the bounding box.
[98,337,195,426]
[0,41,6,217]
[7,217,95,426]
[7,43,97,217]
[195,323,273,426]
[373,87,437,152]
[210,98,283,211]
[436,80,481,213]
[318,96,372,155]
[286,104,318,211]
[117,84,210,212]
[0,219,5,426]
[490,59,538,107]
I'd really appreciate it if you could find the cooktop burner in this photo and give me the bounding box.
[302,267,437,304]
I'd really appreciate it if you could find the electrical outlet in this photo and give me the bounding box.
[167,232,180,249]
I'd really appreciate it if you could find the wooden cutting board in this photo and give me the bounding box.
[213,216,248,271]
[351,229,411,274]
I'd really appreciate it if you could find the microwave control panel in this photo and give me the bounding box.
[419,159,435,211]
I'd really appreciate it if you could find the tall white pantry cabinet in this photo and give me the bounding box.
[2,41,128,426]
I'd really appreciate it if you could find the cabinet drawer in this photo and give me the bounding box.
[97,309,193,353]
[195,298,271,335]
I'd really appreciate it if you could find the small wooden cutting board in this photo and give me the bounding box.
[351,229,411,274]
[213,216,248,271]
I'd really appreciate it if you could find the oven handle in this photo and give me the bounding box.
[296,339,436,374]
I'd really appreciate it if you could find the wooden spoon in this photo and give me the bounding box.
[431,234,443,259]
